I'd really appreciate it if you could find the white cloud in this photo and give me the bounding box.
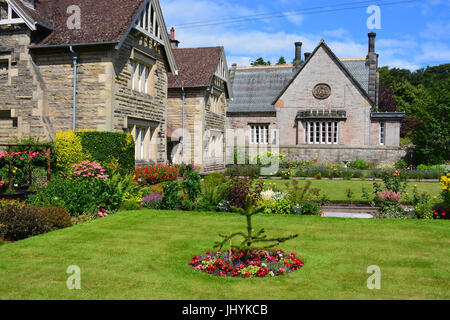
[283,12,304,26]
[322,27,348,39]
[420,21,450,40]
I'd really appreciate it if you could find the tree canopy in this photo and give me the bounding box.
[379,64,450,164]
[251,57,271,66]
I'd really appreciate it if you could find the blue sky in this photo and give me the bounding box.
[160,0,450,70]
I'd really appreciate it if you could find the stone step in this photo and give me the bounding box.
[323,205,379,215]
[322,212,374,219]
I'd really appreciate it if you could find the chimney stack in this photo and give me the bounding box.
[229,63,237,85]
[366,32,378,109]
[293,42,303,72]
[368,32,376,53]
[304,52,311,61]
[170,27,180,48]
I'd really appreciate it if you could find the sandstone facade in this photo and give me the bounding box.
[0,0,177,165]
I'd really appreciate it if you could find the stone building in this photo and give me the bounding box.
[227,33,406,164]
[167,29,232,173]
[0,0,178,164]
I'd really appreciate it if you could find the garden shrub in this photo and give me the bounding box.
[173,164,194,178]
[35,207,72,230]
[28,177,97,216]
[348,159,368,170]
[55,131,89,178]
[119,199,141,211]
[440,174,449,205]
[228,177,253,209]
[199,173,230,212]
[298,201,322,215]
[182,168,202,202]
[0,204,51,241]
[28,172,133,216]
[381,170,408,193]
[0,200,71,241]
[394,159,409,169]
[75,131,135,175]
[161,181,180,210]
[262,192,292,215]
[415,202,434,220]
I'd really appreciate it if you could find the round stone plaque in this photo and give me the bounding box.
[313,83,331,100]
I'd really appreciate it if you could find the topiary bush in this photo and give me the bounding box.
[55,131,89,178]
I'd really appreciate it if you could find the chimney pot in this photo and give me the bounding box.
[304,52,311,61]
[170,27,180,48]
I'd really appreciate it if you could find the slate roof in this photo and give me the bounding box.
[13,0,145,46]
[228,55,371,114]
[228,65,294,113]
[168,47,223,88]
[341,58,370,93]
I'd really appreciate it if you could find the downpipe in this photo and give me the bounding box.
[69,46,78,131]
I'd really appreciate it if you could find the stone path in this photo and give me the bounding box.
[321,212,374,219]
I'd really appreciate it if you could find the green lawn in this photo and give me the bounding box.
[0,210,449,300]
[261,179,442,203]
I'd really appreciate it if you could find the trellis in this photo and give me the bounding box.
[0,144,51,191]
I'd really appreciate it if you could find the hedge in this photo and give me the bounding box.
[55,130,135,177]
[75,131,135,175]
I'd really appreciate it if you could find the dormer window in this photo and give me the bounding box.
[0,1,25,26]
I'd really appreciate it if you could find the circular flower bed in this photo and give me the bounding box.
[189,248,303,278]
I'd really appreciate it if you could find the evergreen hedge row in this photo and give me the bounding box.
[55,130,135,176]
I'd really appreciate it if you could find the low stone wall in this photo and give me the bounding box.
[279,145,409,165]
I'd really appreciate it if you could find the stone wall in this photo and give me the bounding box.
[33,47,112,135]
[0,25,47,143]
[279,145,407,165]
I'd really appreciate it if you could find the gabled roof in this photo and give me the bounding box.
[11,0,144,44]
[168,46,232,97]
[272,40,373,106]
[10,0,177,73]
[228,65,293,114]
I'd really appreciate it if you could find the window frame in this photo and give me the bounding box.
[380,122,386,146]
[304,121,339,145]
[249,124,269,145]
[131,59,155,96]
